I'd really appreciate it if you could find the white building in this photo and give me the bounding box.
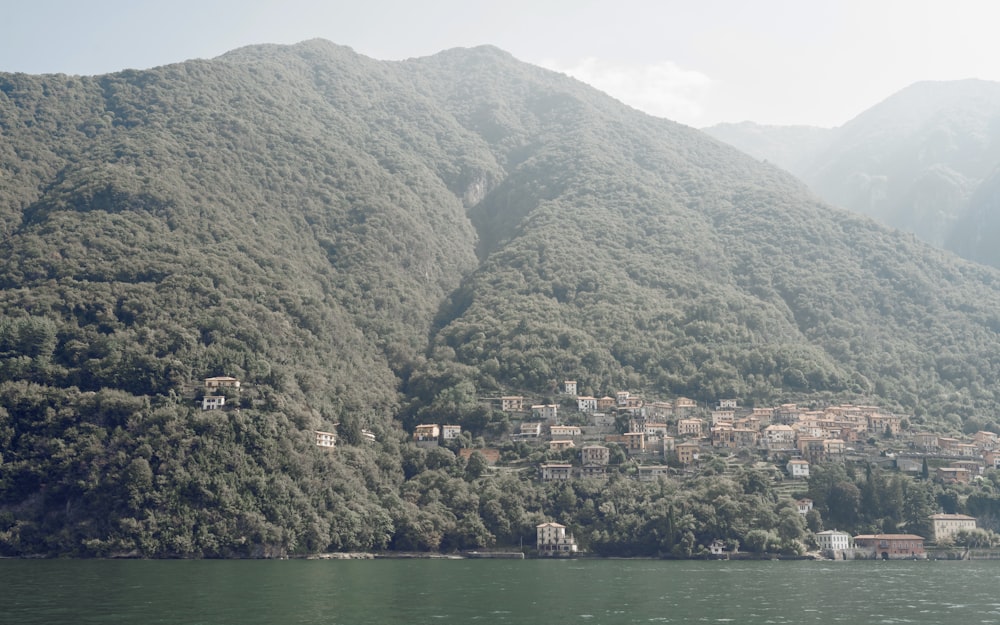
[581,445,610,466]
[550,425,582,438]
[532,404,559,421]
[519,422,543,438]
[501,396,524,412]
[931,513,977,543]
[815,530,851,552]
[540,463,573,481]
[314,430,337,448]
[204,376,240,390]
[787,459,810,479]
[202,395,225,410]
[537,522,578,555]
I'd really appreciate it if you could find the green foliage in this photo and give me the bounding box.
[3,42,1000,557]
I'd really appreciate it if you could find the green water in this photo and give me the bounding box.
[2,558,999,624]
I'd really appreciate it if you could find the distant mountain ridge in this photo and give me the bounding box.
[704,79,1000,263]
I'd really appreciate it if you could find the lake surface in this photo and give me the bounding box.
[3,558,999,625]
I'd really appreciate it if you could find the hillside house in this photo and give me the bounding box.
[622,396,644,411]
[677,418,705,438]
[580,465,607,480]
[937,437,960,452]
[591,413,616,428]
[711,410,735,425]
[823,438,846,458]
[441,425,462,440]
[202,395,225,410]
[616,391,630,406]
[623,432,645,454]
[549,439,576,452]
[638,465,671,482]
[501,396,525,412]
[985,450,1000,469]
[951,460,983,475]
[550,425,582,438]
[796,498,814,515]
[853,534,925,559]
[580,445,611,467]
[413,424,440,447]
[661,436,676,455]
[955,443,980,458]
[540,463,573,481]
[733,427,759,448]
[597,396,617,410]
[762,424,795,449]
[314,430,337,449]
[775,404,801,424]
[712,423,735,449]
[931,513,977,543]
[537,522,577,555]
[787,459,810,479]
[519,422,543,438]
[648,401,674,419]
[974,431,998,450]
[577,396,598,413]
[867,412,901,436]
[643,422,669,439]
[735,415,762,431]
[937,467,971,484]
[563,380,577,395]
[676,441,700,465]
[204,376,240,390]
[674,397,697,415]
[532,404,559,421]
[797,436,825,461]
[751,407,775,425]
[717,398,738,410]
[581,445,610,466]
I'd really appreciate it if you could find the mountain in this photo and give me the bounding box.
[948,164,1000,265]
[700,121,833,175]
[3,41,1000,556]
[705,80,1000,258]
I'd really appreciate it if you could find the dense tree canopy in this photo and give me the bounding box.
[2,41,1000,555]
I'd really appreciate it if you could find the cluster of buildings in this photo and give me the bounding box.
[488,382,1000,487]
[196,375,376,449]
[412,423,463,447]
[811,513,979,559]
[200,376,241,410]
[536,513,980,559]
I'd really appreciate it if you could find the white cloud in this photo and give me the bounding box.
[540,57,714,125]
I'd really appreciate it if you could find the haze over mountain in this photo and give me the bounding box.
[705,79,1000,264]
[3,40,1000,556]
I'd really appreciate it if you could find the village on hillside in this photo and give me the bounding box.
[198,375,996,559]
[410,380,1000,559]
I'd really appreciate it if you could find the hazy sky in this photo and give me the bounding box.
[4,0,999,128]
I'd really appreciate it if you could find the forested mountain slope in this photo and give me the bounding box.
[3,40,1000,556]
[705,80,1000,259]
[400,51,1000,423]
